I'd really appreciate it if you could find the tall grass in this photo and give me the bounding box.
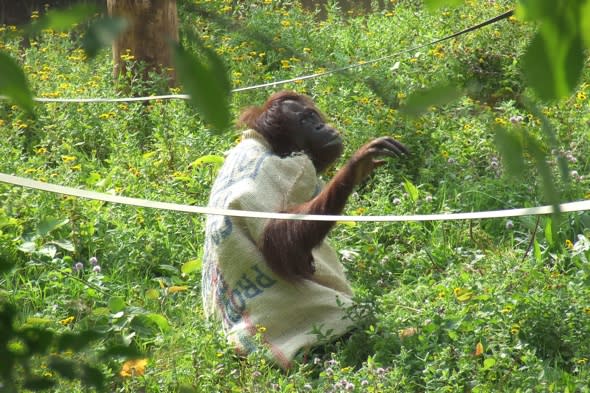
[0,0,589,391]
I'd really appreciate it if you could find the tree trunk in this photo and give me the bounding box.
[107,0,178,87]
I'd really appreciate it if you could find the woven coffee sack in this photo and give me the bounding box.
[201,130,355,368]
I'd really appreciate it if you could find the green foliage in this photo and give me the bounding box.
[517,0,588,101]
[493,126,525,176]
[82,16,129,58]
[173,41,232,132]
[424,0,463,9]
[521,31,584,102]
[0,301,108,392]
[0,0,589,391]
[25,3,97,35]
[412,0,590,102]
[0,51,34,113]
[401,83,463,117]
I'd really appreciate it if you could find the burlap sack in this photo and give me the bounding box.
[201,130,355,368]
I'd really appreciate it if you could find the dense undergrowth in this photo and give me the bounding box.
[1,0,589,391]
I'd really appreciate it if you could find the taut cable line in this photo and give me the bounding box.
[1,173,589,222]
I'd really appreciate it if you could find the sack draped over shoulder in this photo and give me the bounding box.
[202,130,354,368]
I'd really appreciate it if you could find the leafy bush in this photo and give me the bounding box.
[1,0,589,391]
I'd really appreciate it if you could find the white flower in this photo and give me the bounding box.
[570,170,580,180]
[505,220,514,230]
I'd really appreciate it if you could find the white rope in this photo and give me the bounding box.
[1,173,588,222]
[27,72,333,102]
[26,69,346,103]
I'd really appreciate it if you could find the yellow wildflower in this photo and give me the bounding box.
[474,342,484,356]
[99,112,115,120]
[129,167,140,177]
[500,305,513,314]
[576,91,587,102]
[120,358,148,378]
[120,52,135,62]
[172,172,191,182]
[565,239,574,249]
[57,82,71,91]
[67,49,87,62]
[355,207,367,215]
[13,120,28,129]
[59,316,75,326]
[429,44,445,59]
[453,287,472,302]
[167,285,188,294]
[61,155,77,163]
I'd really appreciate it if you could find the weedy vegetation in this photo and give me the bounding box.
[0,0,589,392]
